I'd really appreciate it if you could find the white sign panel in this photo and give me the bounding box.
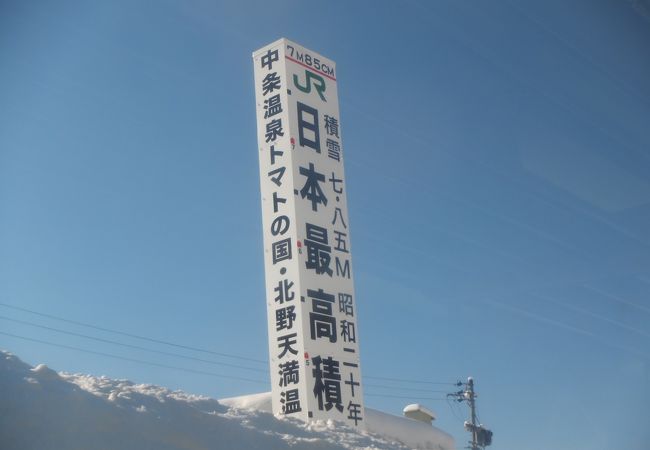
[253,38,364,428]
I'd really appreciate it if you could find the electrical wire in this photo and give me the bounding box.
[446,396,466,423]
[1,328,466,403]
[0,302,267,364]
[364,393,450,401]
[1,324,462,396]
[363,383,452,394]
[0,331,268,385]
[363,375,457,385]
[0,302,461,388]
[0,314,267,373]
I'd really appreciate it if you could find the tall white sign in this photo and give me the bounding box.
[253,38,364,427]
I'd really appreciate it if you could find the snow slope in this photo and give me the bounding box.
[0,351,453,450]
[220,393,455,450]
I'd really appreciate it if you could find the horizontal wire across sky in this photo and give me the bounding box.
[0,302,459,402]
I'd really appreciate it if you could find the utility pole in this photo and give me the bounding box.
[466,377,479,450]
[447,376,492,450]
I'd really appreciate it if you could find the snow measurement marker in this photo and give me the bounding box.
[253,38,364,428]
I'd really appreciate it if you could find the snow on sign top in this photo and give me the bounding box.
[253,38,364,428]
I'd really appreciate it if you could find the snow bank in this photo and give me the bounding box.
[0,350,453,450]
[221,393,455,450]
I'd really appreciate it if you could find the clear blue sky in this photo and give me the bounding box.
[1,1,649,449]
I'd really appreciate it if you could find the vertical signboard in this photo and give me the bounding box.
[253,38,364,428]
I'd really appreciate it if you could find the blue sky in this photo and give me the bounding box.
[1,1,649,449]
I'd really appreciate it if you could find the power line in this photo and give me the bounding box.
[0,331,268,385]
[0,302,459,387]
[0,328,465,402]
[1,323,460,394]
[364,375,457,386]
[1,325,471,405]
[0,327,467,404]
[446,395,466,423]
[0,314,267,374]
[0,302,267,364]
[364,382,452,394]
[364,393,449,401]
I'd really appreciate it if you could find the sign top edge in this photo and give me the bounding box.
[252,37,287,58]
[252,39,337,71]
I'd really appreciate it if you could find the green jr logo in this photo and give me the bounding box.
[293,69,326,102]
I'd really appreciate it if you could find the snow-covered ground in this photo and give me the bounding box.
[0,350,454,450]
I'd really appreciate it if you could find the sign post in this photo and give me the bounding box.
[253,38,364,427]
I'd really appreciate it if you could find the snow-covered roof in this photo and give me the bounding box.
[222,392,454,450]
[1,350,455,450]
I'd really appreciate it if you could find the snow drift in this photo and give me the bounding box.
[0,350,454,450]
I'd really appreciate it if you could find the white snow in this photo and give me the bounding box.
[0,350,455,450]
[221,393,455,450]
